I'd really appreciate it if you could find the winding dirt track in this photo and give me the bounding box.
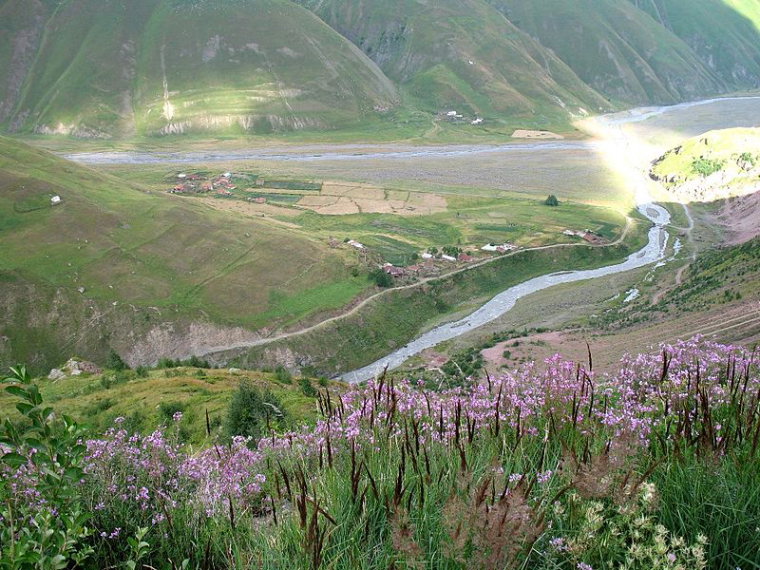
[192,216,633,357]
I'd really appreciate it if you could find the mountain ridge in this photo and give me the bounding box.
[1,0,759,138]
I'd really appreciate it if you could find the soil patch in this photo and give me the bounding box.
[512,129,564,140]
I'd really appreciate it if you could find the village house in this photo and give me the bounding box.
[582,232,605,244]
[382,264,405,277]
[457,253,475,262]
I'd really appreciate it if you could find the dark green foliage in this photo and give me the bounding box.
[299,377,318,397]
[691,157,724,177]
[135,365,149,378]
[106,349,128,371]
[545,194,559,206]
[440,347,484,384]
[224,381,287,441]
[442,245,462,258]
[738,151,757,170]
[158,401,185,423]
[369,268,393,288]
[121,410,145,434]
[0,366,93,567]
[156,355,211,369]
[274,365,292,384]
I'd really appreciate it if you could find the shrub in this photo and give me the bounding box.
[274,365,292,384]
[106,349,128,371]
[691,157,724,177]
[545,194,559,206]
[369,268,393,288]
[0,366,93,567]
[158,401,185,424]
[299,377,318,397]
[225,380,287,441]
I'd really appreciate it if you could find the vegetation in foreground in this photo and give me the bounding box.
[2,336,759,569]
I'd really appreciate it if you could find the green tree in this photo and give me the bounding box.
[225,381,287,441]
[545,194,559,206]
[106,349,128,371]
[369,268,393,288]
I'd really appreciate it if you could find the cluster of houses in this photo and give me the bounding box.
[169,172,237,195]
[563,229,607,244]
[380,251,479,280]
[440,110,484,125]
[340,235,524,283]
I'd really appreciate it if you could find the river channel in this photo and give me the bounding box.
[340,203,670,383]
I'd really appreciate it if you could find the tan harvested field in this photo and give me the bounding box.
[297,181,448,216]
[512,129,564,139]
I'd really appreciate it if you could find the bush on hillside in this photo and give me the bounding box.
[691,157,724,177]
[369,268,393,287]
[224,380,287,441]
[106,349,128,371]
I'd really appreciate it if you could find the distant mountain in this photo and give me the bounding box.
[1,0,759,138]
[487,0,760,105]
[294,0,611,124]
[0,0,399,137]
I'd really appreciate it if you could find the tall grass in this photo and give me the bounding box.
[1,337,759,568]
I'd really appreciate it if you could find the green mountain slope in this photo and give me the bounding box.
[295,0,612,125]
[0,0,399,137]
[486,0,754,105]
[0,136,368,371]
[0,0,53,126]
[2,0,760,138]
[628,0,760,88]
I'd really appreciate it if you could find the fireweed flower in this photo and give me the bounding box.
[29,336,747,551]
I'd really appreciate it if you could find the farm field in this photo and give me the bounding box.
[97,154,632,270]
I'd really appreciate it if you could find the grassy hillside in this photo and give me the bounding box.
[487,0,742,105]
[0,364,330,443]
[629,0,760,90]
[295,0,612,129]
[0,136,370,371]
[3,0,760,138]
[0,0,399,137]
[650,128,760,201]
[0,135,637,373]
[0,0,52,125]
